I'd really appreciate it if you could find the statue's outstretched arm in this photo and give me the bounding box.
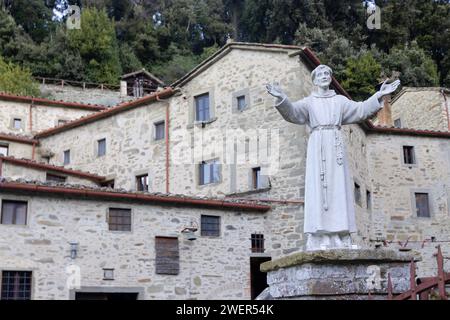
[266,82,309,125]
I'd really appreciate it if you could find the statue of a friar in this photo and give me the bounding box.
[267,65,400,251]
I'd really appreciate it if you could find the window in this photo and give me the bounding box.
[63,150,70,165]
[251,233,265,253]
[100,180,115,189]
[252,167,261,189]
[136,174,149,191]
[394,118,402,128]
[46,173,66,183]
[199,160,220,185]
[366,190,372,211]
[1,200,27,225]
[155,237,179,275]
[201,215,220,237]
[237,95,246,111]
[13,118,22,130]
[103,269,114,280]
[415,193,430,218]
[58,119,68,126]
[1,271,32,300]
[403,146,415,165]
[0,144,8,156]
[108,208,131,231]
[195,93,210,122]
[97,138,106,157]
[154,121,165,140]
[354,183,361,206]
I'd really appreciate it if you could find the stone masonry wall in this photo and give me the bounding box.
[0,192,267,299]
[374,88,449,131]
[0,141,33,159]
[40,84,133,107]
[367,133,450,276]
[0,100,99,135]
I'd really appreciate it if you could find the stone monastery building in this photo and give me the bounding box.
[0,42,449,300]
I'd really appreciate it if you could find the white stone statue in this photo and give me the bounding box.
[267,65,400,251]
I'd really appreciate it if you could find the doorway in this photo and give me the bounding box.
[250,256,271,300]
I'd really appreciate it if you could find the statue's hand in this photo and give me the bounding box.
[266,82,287,100]
[378,79,401,98]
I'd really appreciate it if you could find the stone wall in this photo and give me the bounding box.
[40,84,132,107]
[367,133,450,276]
[0,192,267,300]
[0,100,99,135]
[0,140,33,159]
[374,88,449,131]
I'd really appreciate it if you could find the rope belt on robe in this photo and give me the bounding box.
[310,125,344,212]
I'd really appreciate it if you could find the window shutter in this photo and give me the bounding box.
[155,237,179,275]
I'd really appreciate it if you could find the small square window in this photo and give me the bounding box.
[136,174,149,191]
[394,118,402,128]
[13,118,22,130]
[63,150,70,165]
[237,95,246,111]
[103,269,114,280]
[415,193,430,218]
[403,146,415,165]
[1,200,27,225]
[46,173,66,183]
[97,138,106,157]
[199,160,220,185]
[354,183,361,206]
[251,233,265,253]
[108,208,132,231]
[195,93,210,122]
[154,121,165,140]
[201,215,220,237]
[0,144,8,156]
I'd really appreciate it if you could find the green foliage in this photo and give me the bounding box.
[0,56,39,96]
[67,7,122,84]
[381,42,440,87]
[342,52,382,101]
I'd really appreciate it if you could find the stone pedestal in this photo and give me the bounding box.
[258,249,420,300]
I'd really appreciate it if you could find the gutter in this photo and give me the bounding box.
[0,156,105,182]
[0,181,271,212]
[0,133,40,145]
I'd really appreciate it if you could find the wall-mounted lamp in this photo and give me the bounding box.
[181,222,198,241]
[69,242,79,259]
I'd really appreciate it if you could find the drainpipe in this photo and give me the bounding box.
[157,95,170,194]
[0,157,3,176]
[29,99,35,132]
[32,142,36,160]
[441,89,450,131]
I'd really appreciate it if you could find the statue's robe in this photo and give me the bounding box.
[275,90,382,234]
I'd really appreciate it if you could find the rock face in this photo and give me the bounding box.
[260,249,419,300]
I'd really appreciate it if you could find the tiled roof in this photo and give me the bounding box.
[0,178,271,212]
[0,156,105,182]
[0,132,39,145]
[35,88,175,138]
[0,92,107,110]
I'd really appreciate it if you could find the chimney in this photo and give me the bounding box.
[120,80,127,97]
[376,94,393,126]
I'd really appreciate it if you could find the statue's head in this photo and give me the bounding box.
[311,65,332,88]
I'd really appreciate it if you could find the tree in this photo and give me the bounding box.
[0,56,39,96]
[381,42,439,87]
[342,52,381,100]
[67,7,122,84]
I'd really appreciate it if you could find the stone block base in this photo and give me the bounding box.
[259,249,420,300]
